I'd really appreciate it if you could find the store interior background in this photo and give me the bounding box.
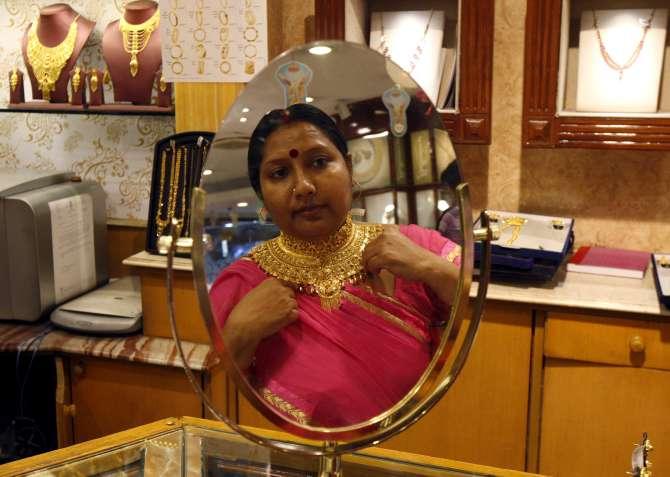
[0,0,669,253]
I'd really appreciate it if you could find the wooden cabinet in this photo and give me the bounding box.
[539,312,670,476]
[67,357,203,443]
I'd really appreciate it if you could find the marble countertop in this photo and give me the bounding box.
[0,323,217,370]
[470,267,669,318]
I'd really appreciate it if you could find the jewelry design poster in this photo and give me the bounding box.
[159,0,268,82]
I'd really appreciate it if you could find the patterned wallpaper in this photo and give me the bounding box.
[0,1,175,221]
[456,0,670,253]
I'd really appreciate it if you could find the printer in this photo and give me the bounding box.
[0,169,108,321]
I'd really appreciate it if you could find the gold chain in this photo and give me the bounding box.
[26,15,80,100]
[592,9,655,80]
[119,9,160,77]
[166,147,182,231]
[155,147,169,238]
[250,216,383,310]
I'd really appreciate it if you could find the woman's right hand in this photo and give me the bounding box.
[222,278,299,369]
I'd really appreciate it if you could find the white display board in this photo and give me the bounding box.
[369,10,445,104]
[159,0,268,82]
[576,8,668,113]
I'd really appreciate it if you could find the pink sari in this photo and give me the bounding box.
[209,224,461,427]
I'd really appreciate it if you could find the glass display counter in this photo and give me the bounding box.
[0,417,541,477]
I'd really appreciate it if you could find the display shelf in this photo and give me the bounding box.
[314,0,494,145]
[523,0,670,150]
[2,102,174,116]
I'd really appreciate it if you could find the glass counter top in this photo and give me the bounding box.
[0,418,540,477]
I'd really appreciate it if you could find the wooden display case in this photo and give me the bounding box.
[523,0,670,150]
[314,0,494,145]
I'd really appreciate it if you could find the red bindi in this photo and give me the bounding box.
[289,148,299,158]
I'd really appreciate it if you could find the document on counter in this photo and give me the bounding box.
[49,194,97,303]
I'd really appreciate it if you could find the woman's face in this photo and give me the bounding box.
[259,121,352,241]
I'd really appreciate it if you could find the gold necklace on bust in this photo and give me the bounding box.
[26,14,80,101]
[250,215,384,310]
[119,9,160,77]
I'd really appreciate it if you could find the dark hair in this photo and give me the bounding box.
[247,103,348,198]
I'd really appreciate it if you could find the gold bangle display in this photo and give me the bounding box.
[243,43,257,58]
[170,44,183,59]
[219,61,231,74]
[169,11,178,26]
[193,28,206,42]
[171,61,183,74]
[243,26,258,42]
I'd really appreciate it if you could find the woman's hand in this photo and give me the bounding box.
[362,225,459,304]
[222,278,298,369]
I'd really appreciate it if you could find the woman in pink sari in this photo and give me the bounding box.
[210,104,461,427]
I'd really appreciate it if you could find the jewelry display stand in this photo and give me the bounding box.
[369,11,445,105]
[576,8,668,113]
[146,132,214,256]
[20,4,95,104]
[101,0,163,106]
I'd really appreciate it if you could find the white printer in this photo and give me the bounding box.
[0,168,108,321]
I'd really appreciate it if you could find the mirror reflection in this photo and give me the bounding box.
[201,42,467,428]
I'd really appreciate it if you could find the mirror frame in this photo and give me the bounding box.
[523,0,670,150]
[314,0,494,145]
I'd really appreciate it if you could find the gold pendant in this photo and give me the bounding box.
[130,54,139,77]
[72,66,81,92]
[10,68,18,92]
[90,69,99,93]
[159,74,167,92]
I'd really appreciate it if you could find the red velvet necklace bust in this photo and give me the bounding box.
[102,0,162,105]
[21,4,95,103]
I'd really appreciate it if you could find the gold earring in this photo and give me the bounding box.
[258,206,269,222]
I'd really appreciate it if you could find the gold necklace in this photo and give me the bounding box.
[26,15,80,101]
[155,148,169,238]
[119,9,160,77]
[250,215,383,310]
[592,9,655,80]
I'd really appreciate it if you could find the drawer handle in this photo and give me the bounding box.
[629,335,645,353]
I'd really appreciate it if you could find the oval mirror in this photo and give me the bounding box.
[192,41,474,441]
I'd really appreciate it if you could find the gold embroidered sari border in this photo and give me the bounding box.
[342,291,427,344]
[259,387,309,425]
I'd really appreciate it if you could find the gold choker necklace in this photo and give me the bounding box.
[250,215,383,310]
[26,14,80,101]
[119,9,160,77]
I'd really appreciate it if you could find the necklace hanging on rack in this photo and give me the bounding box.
[26,14,80,100]
[119,8,160,77]
[592,9,655,80]
[377,10,435,73]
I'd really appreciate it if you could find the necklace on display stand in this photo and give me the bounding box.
[377,10,435,73]
[119,8,160,77]
[26,14,80,100]
[592,9,655,80]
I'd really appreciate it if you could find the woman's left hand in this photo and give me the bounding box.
[362,225,436,282]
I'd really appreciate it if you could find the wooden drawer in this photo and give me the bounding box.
[545,312,670,370]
